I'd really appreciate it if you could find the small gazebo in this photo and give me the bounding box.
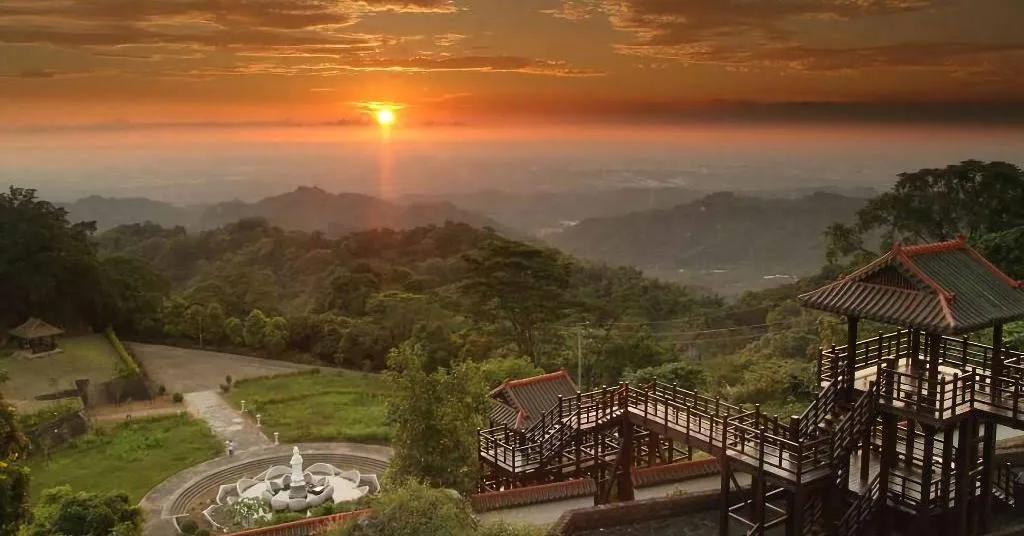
[9,317,65,354]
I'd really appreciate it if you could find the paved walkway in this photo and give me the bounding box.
[478,473,751,527]
[139,442,393,536]
[131,343,320,393]
[184,391,269,452]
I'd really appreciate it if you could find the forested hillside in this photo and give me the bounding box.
[545,191,866,294]
[60,186,510,236]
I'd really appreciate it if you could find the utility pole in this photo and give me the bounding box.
[576,321,589,389]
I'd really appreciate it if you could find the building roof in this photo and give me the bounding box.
[798,236,1024,335]
[8,317,64,340]
[488,370,579,429]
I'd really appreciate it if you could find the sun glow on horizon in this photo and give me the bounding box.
[375,108,396,126]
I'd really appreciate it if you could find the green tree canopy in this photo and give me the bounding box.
[825,160,1024,264]
[385,344,489,494]
[21,486,144,536]
[0,187,102,327]
[462,236,572,361]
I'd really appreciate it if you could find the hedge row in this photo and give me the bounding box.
[105,326,141,375]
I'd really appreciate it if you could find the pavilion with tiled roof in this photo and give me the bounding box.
[798,235,1024,535]
[800,235,1024,394]
[800,235,1024,335]
[8,317,64,354]
[489,370,579,430]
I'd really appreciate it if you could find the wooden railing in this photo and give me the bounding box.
[831,382,877,489]
[836,474,882,536]
[820,331,910,383]
[994,462,1019,507]
[823,331,1024,385]
[797,374,839,440]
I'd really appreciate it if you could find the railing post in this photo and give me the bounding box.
[961,335,969,368]
[938,380,946,419]
[816,347,823,388]
[877,330,884,365]
[789,415,800,442]
[1014,382,1021,420]
[952,373,959,412]
[558,395,564,422]
[830,344,839,381]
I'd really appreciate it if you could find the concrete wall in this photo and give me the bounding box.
[27,410,89,449]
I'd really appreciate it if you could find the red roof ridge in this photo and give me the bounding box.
[901,238,964,257]
[938,294,956,329]
[505,369,571,389]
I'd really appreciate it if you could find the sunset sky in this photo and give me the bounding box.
[2,0,1023,127]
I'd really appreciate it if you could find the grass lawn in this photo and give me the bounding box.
[0,334,122,404]
[225,371,391,444]
[27,413,222,502]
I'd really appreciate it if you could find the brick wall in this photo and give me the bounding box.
[471,458,721,513]
[546,487,751,536]
[226,510,367,536]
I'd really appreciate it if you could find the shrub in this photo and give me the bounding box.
[172,393,184,403]
[105,326,141,375]
[219,384,231,393]
[158,385,167,396]
[225,375,233,386]
[311,367,321,375]
[326,481,475,536]
[178,519,199,535]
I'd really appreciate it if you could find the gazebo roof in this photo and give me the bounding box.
[8,317,64,340]
[798,236,1024,335]
[489,370,578,429]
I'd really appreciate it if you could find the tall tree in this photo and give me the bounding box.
[1,382,30,536]
[0,187,104,326]
[825,160,1024,263]
[385,343,489,494]
[462,237,571,361]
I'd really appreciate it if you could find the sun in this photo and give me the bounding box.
[375,108,396,126]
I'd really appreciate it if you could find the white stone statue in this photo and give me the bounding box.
[289,446,306,498]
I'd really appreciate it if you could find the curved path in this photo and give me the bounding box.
[139,442,392,536]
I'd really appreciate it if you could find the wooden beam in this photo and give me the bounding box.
[910,329,922,370]
[787,488,804,536]
[993,323,1004,398]
[927,333,941,413]
[846,316,860,402]
[919,424,936,519]
[878,412,897,536]
[979,421,996,534]
[954,415,972,535]
[618,418,635,502]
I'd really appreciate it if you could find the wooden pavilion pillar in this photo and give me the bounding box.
[845,316,859,403]
[617,417,635,502]
[910,329,923,371]
[978,421,996,534]
[877,410,898,535]
[786,487,805,536]
[917,423,937,536]
[992,323,1004,399]
[926,333,941,408]
[954,414,976,536]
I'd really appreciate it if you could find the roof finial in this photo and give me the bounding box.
[956,233,966,242]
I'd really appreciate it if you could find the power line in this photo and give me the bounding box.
[558,317,807,337]
[595,304,782,327]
